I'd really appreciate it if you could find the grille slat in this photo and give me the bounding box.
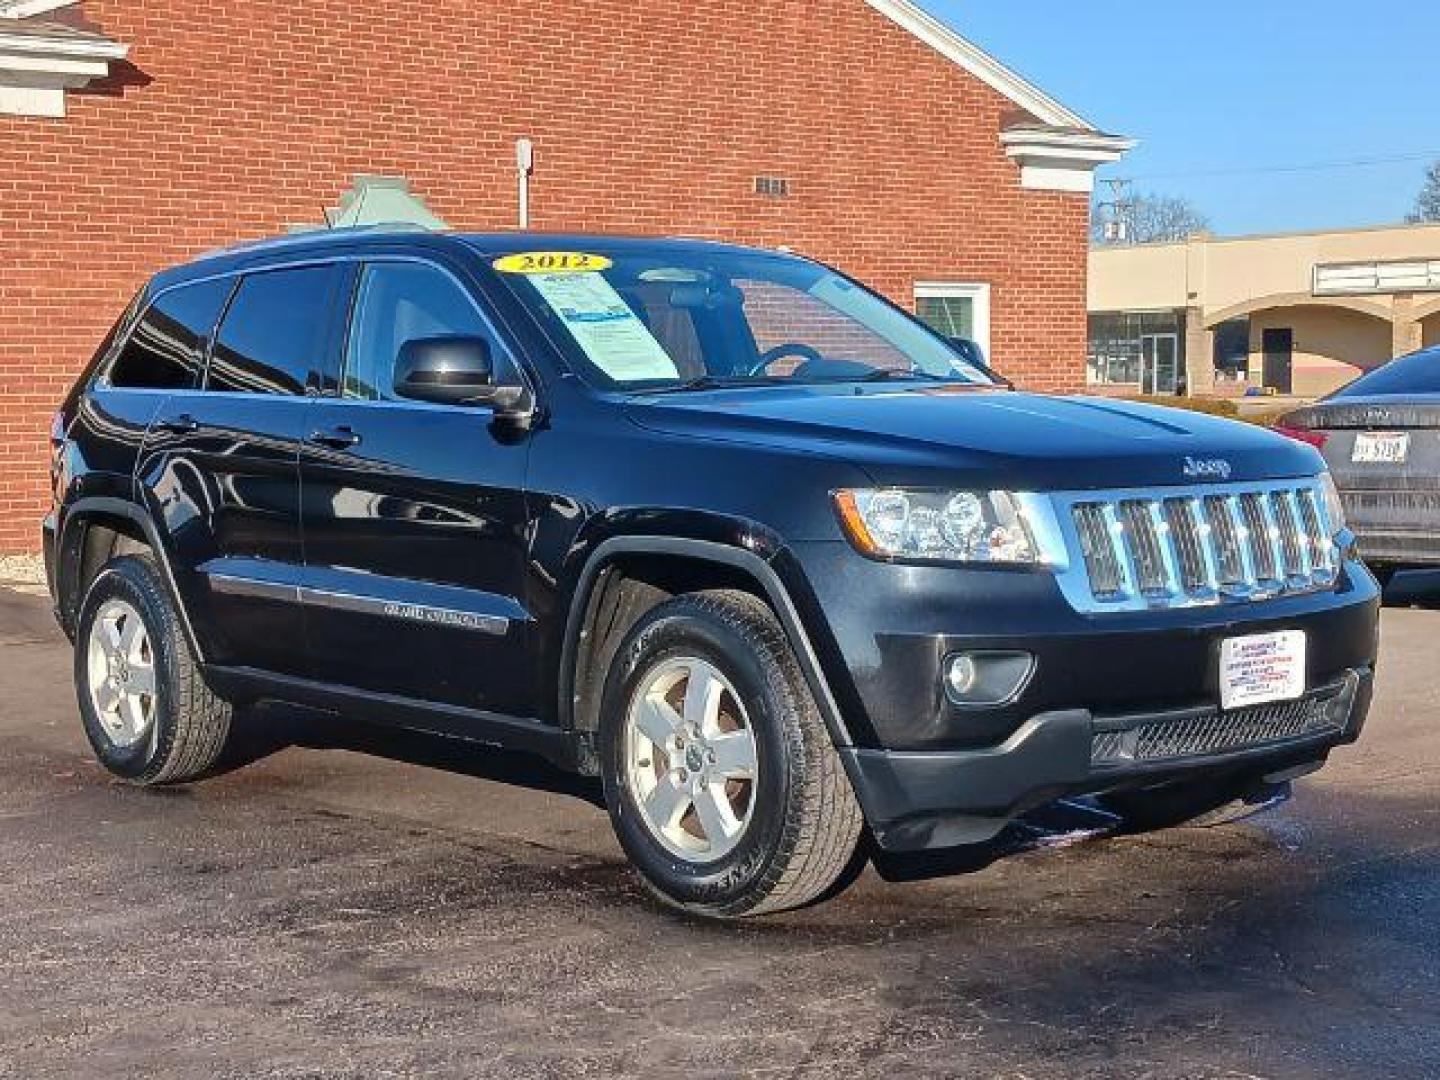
[1204,495,1248,588]
[1240,493,1279,583]
[1274,491,1309,580]
[1119,500,1171,596]
[1075,503,1125,599]
[1069,483,1339,610]
[1163,498,1211,594]
[1297,489,1335,576]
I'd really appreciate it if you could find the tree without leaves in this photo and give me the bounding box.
[1406,162,1440,224]
[1092,191,1210,246]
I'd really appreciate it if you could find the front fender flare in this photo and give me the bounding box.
[558,536,856,751]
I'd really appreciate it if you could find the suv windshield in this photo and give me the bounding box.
[486,245,992,391]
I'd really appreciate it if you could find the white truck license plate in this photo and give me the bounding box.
[1352,431,1410,464]
[1220,631,1307,711]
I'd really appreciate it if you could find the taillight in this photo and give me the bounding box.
[1273,424,1329,450]
[49,411,68,480]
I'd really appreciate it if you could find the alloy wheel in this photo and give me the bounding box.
[86,598,158,749]
[623,656,760,864]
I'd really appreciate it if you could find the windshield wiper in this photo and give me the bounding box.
[851,369,974,384]
[643,375,788,395]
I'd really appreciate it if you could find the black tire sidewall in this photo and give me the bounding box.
[600,602,799,914]
[74,557,181,782]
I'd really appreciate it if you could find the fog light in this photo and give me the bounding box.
[943,651,1035,707]
[946,655,980,698]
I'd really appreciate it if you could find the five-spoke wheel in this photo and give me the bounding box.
[75,554,232,785]
[86,598,159,749]
[600,590,864,918]
[624,656,760,863]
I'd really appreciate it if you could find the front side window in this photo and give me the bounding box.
[209,265,343,396]
[108,278,233,390]
[344,262,506,401]
[488,245,990,391]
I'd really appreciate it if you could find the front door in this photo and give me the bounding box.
[298,258,536,716]
[1263,328,1294,393]
[1141,333,1179,395]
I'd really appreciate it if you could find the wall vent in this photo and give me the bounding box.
[754,176,791,198]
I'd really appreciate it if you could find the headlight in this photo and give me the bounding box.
[833,489,1048,565]
[1320,471,1348,534]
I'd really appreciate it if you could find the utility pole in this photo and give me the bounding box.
[516,138,534,230]
[1097,177,1134,244]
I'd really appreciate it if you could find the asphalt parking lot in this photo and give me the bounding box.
[1,583,1436,1079]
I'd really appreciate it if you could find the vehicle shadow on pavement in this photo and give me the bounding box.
[214,702,606,808]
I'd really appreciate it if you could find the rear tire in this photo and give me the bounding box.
[599,590,864,918]
[74,554,232,785]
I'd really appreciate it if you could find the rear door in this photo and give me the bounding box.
[297,257,536,715]
[139,262,350,676]
[82,280,230,506]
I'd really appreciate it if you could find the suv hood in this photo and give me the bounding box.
[627,386,1323,490]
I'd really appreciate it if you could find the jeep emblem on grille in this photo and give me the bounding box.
[1183,456,1233,482]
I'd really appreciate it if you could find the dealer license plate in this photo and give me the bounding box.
[1352,431,1410,464]
[1220,631,1307,711]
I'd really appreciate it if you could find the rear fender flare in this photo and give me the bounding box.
[57,497,206,663]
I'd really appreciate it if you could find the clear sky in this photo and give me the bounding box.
[925,0,1440,236]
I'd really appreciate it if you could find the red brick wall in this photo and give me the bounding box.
[0,0,1091,553]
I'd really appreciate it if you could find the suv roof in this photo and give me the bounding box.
[152,229,779,294]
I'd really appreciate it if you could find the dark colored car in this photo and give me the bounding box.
[1278,346,1440,585]
[45,230,1380,918]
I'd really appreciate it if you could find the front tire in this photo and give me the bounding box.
[75,554,232,785]
[599,590,864,918]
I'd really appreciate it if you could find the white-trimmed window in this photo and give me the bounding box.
[915,282,992,360]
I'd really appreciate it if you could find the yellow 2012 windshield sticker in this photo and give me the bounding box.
[493,252,613,275]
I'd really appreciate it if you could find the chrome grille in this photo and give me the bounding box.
[1091,680,1352,767]
[1057,480,1340,612]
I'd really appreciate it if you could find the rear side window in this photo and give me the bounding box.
[108,278,233,390]
[1334,348,1440,398]
[208,265,343,396]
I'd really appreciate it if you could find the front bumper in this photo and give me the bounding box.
[786,542,1382,751]
[844,666,1373,852]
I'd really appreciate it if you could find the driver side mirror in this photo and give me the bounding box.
[946,337,1013,389]
[394,336,533,417]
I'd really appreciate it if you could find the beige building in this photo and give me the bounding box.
[1087,222,1440,398]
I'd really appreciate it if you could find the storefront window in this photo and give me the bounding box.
[1087,310,1186,393]
[1212,318,1251,386]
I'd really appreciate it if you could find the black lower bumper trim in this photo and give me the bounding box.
[844,667,1373,853]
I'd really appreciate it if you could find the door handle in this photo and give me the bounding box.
[307,426,362,451]
[155,414,199,435]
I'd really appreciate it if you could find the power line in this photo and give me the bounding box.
[1124,150,1440,183]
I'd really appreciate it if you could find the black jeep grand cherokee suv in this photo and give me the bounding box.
[45,230,1380,918]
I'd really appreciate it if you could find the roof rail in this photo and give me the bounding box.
[193,222,440,263]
